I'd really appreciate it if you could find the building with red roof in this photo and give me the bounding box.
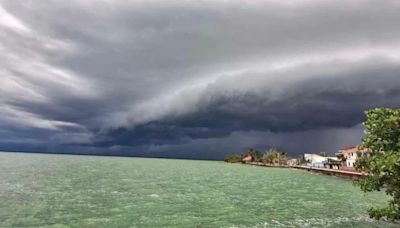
[336,146,368,170]
[242,155,252,162]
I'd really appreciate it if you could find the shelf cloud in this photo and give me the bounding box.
[1,0,400,159]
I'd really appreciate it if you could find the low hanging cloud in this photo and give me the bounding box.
[1,0,400,159]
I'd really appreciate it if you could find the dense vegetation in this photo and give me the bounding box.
[356,108,400,220]
[296,155,308,165]
[262,149,288,165]
[224,148,288,165]
[223,154,242,163]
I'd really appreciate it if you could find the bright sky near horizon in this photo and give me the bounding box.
[1,0,400,159]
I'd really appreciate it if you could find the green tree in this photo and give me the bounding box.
[245,148,263,162]
[297,155,307,165]
[262,149,288,165]
[262,149,277,165]
[278,152,288,165]
[224,154,242,163]
[355,108,400,220]
[318,151,328,157]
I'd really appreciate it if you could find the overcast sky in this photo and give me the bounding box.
[1,0,400,159]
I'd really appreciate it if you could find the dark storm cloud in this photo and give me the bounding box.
[1,0,400,158]
[103,59,400,148]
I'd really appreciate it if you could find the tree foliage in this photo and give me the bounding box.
[224,148,289,165]
[355,108,400,220]
[244,148,263,162]
[262,149,288,165]
[296,155,308,165]
[318,151,328,157]
[224,154,243,163]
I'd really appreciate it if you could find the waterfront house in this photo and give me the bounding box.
[323,158,342,170]
[336,146,368,171]
[242,155,252,162]
[337,146,358,168]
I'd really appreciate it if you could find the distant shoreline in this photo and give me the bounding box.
[0,150,220,161]
[0,151,371,180]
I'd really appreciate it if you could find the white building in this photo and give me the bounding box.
[338,147,358,167]
[304,154,338,168]
[337,146,368,169]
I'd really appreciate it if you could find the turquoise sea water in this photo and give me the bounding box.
[0,152,398,227]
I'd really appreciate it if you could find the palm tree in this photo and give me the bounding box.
[262,149,285,165]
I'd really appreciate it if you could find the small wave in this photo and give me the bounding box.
[231,216,394,228]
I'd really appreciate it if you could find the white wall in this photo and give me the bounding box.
[345,152,357,167]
